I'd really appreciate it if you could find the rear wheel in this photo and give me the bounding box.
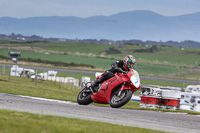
[77,89,93,105]
[110,89,133,108]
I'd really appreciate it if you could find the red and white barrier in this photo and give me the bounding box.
[140,86,181,110]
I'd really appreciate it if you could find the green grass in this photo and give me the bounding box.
[0,67,10,74]
[111,52,200,67]
[0,48,115,69]
[2,42,200,68]
[0,109,168,133]
[176,72,200,80]
[136,63,188,75]
[57,72,95,80]
[4,42,111,55]
[141,80,189,88]
[0,48,191,76]
[0,74,79,102]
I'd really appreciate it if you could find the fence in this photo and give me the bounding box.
[0,64,88,91]
[0,64,8,75]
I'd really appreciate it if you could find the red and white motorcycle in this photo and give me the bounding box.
[77,68,141,108]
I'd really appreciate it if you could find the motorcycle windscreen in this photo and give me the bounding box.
[130,70,140,89]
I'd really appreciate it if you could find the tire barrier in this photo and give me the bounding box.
[140,86,181,110]
[180,85,200,112]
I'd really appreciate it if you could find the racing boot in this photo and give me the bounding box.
[90,80,100,92]
[90,77,104,92]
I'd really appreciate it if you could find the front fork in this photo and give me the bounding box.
[117,82,135,96]
[89,86,94,94]
[117,82,125,96]
[83,82,94,94]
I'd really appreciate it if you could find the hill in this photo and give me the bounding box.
[0,10,200,42]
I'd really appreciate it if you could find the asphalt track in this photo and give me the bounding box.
[1,64,200,84]
[0,93,200,133]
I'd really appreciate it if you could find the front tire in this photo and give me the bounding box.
[110,89,133,108]
[77,89,93,105]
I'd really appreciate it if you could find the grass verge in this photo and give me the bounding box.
[0,74,79,102]
[0,109,168,133]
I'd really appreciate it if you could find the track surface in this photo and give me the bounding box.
[0,93,200,133]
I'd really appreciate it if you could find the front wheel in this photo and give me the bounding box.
[110,89,133,108]
[77,89,93,105]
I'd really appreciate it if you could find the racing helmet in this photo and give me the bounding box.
[123,55,136,70]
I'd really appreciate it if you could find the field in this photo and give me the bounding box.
[1,41,200,81]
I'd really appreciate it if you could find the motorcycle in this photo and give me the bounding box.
[77,68,141,108]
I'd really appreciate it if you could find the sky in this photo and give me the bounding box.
[0,0,200,18]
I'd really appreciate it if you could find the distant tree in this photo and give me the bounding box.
[149,45,158,52]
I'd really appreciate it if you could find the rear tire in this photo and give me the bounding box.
[110,89,133,108]
[77,89,93,105]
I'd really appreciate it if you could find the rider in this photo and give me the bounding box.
[91,55,136,91]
